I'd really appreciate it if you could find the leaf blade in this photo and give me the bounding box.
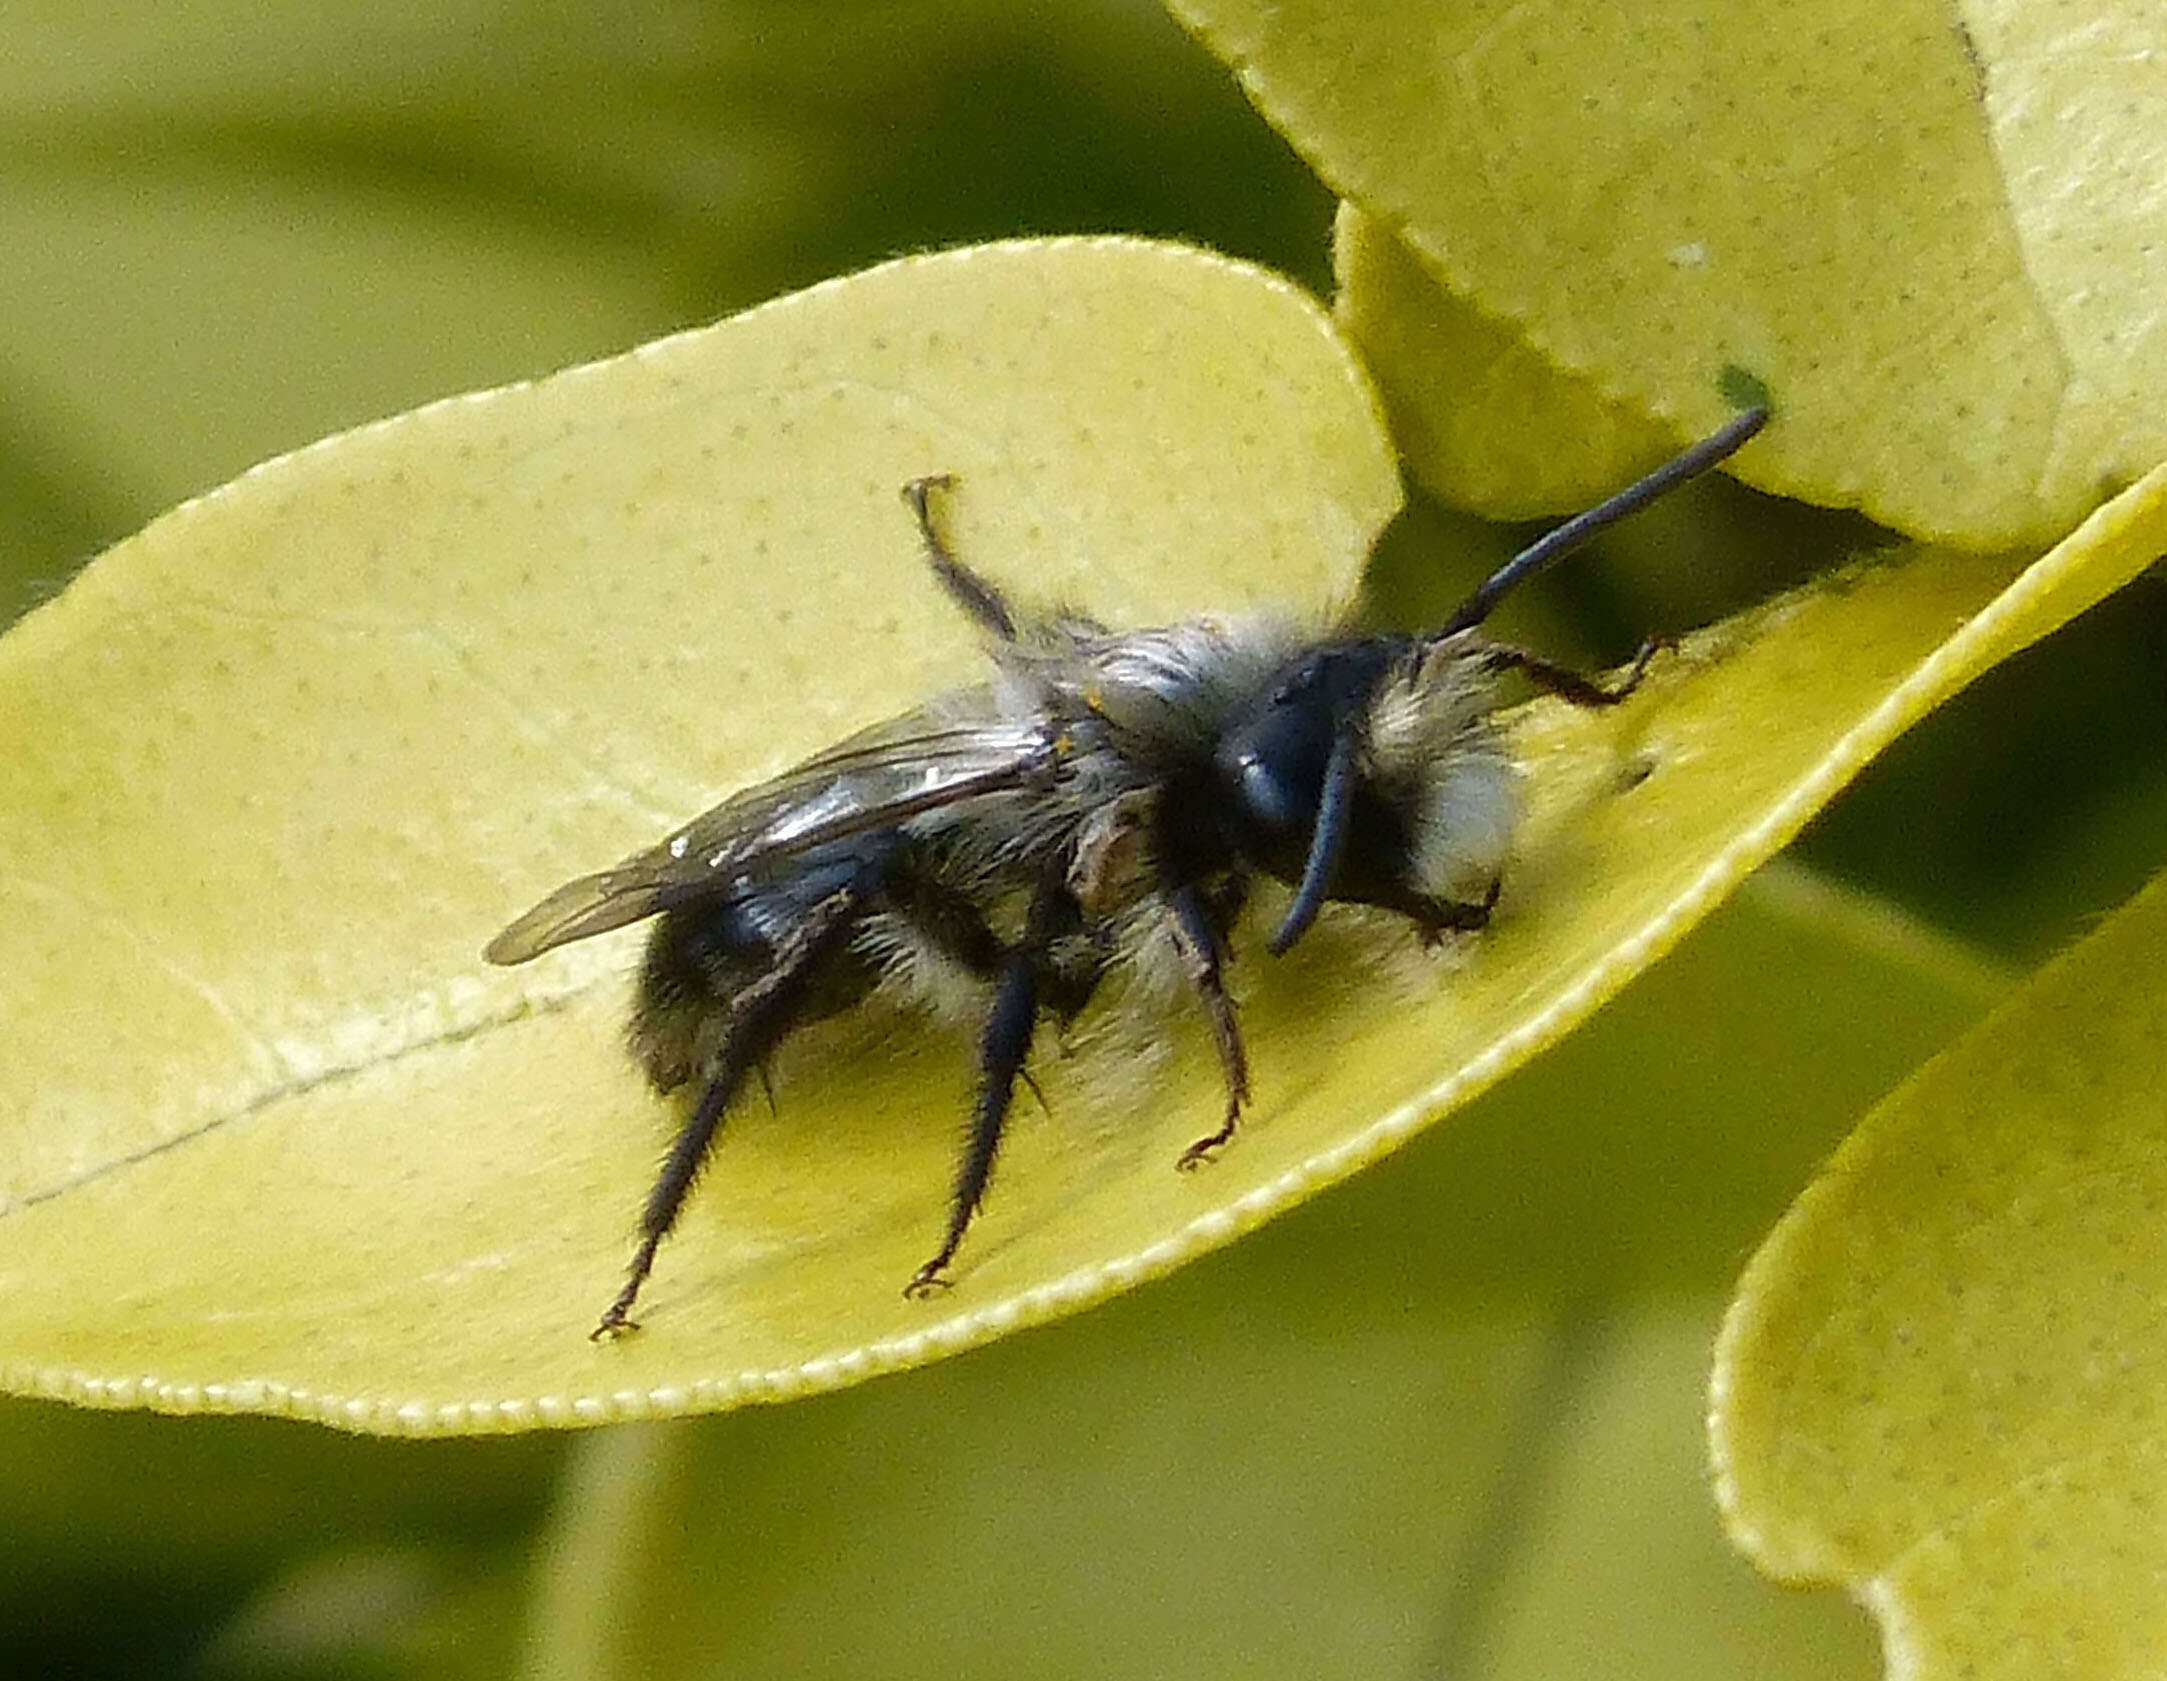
[1714,871,2167,1676]
[1173,0,2167,544]
[4,238,2161,1436]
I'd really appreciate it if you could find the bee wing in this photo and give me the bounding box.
[484,705,1059,965]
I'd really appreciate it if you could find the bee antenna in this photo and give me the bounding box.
[1429,406,1769,642]
[1266,717,1360,956]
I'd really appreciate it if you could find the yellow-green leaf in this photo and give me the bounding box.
[1713,871,2167,1678]
[2,236,2160,1438]
[1332,202,1678,519]
[1172,0,2167,545]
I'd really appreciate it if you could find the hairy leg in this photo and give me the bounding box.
[1167,881,1250,1169]
[595,881,870,1339]
[1480,636,1673,707]
[901,474,1021,644]
[904,868,1081,1296]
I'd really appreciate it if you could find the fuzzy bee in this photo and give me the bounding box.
[486,407,1767,1337]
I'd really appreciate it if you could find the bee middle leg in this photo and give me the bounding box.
[595,881,871,1340]
[904,943,1039,1299]
[1166,881,1250,1170]
[904,869,1086,1298]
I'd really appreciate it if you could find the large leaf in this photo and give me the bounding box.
[2,235,2160,1437]
[1170,0,2167,545]
[1332,201,1679,520]
[1713,870,2167,1678]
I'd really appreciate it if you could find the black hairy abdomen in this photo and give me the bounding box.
[630,837,897,1092]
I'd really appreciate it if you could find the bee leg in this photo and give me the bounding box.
[594,882,869,1341]
[1167,883,1250,1169]
[882,863,1055,1124]
[901,474,1020,644]
[906,944,1039,1299]
[905,870,1082,1297]
[1482,636,1675,707]
[1416,877,1502,946]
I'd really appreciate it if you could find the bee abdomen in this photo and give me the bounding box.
[629,840,896,1092]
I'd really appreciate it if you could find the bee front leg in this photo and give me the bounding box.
[1481,637,1674,707]
[1415,875,1503,947]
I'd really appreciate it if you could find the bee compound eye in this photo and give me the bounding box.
[1228,747,1306,836]
[1219,690,1343,827]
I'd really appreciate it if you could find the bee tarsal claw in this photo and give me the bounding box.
[1177,1126,1237,1172]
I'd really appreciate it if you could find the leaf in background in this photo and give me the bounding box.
[1714,870,2167,1678]
[1333,202,1677,519]
[1169,0,2167,545]
[2,238,2160,1438]
[0,1395,556,1679]
[0,0,713,581]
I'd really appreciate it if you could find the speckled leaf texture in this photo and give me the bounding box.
[1171,0,2167,545]
[1332,202,1684,519]
[1714,872,2167,1679]
[502,869,2013,1681]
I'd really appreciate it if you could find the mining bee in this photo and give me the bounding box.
[486,407,1768,1336]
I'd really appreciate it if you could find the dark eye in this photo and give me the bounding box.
[1217,700,1331,844]
[1215,640,1399,856]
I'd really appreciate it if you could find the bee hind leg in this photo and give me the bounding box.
[595,1071,738,1341]
[594,881,871,1341]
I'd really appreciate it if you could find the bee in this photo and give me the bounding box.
[486,407,1767,1337]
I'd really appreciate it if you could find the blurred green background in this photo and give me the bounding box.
[4,2,2162,1677]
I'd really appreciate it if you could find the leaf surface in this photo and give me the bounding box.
[1714,870,2167,1677]
[0,236,1395,1430]
[1332,202,1678,519]
[515,872,1999,1681]
[1173,0,2167,543]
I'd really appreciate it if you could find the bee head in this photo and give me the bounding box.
[1211,400,1773,957]
[1215,636,1514,952]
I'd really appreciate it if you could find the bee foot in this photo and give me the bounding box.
[1177,1123,1237,1172]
